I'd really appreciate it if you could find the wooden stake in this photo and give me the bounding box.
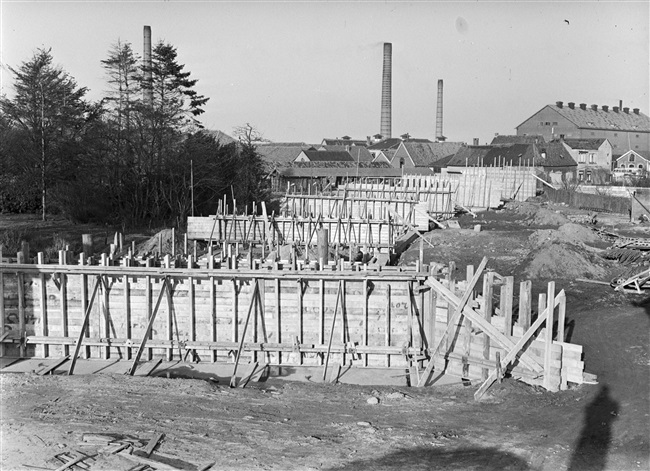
[322,280,343,381]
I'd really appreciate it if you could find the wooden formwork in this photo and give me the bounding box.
[187,214,395,249]
[1,255,591,396]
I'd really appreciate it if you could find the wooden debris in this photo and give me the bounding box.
[36,356,71,376]
[141,432,164,457]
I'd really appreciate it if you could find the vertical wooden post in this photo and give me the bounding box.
[17,273,25,357]
[543,282,556,390]
[481,272,494,380]
[363,278,369,367]
[518,280,532,331]
[146,258,153,361]
[171,228,176,257]
[189,271,195,362]
[275,277,281,364]
[501,276,514,337]
[557,290,566,342]
[123,270,131,360]
[210,275,217,362]
[317,228,329,267]
[20,241,30,263]
[319,278,325,365]
[385,284,391,367]
[297,278,303,365]
[59,251,69,357]
[232,279,239,354]
[79,255,90,359]
[37,252,47,358]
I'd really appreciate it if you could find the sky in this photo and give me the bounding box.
[1,0,648,145]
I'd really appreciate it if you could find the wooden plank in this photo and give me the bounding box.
[482,272,494,380]
[385,284,391,367]
[68,276,101,375]
[473,290,565,400]
[127,278,170,376]
[518,280,531,330]
[143,432,164,457]
[543,281,556,390]
[322,280,343,381]
[37,355,71,376]
[501,276,514,337]
[17,273,25,357]
[230,280,260,387]
[417,257,488,387]
[210,276,217,363]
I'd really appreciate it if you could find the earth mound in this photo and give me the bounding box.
[524,243,608,279]
[529,223,602,247]
[508,202,569,227]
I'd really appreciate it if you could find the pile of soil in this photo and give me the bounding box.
[523,244,608,279]
[528,223,602,247]
[134,229,175,256]
[509,202,570,227]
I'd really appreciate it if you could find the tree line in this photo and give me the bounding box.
[0,40,270,227]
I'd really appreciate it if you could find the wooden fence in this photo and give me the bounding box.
[0,253,590,396]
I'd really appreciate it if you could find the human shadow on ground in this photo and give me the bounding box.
[323,446,530,470]
[567,384,619,471]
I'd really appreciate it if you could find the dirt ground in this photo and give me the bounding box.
[1,203,649,470]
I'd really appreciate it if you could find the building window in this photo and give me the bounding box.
[578,151,587,163]
[552,122,558,125]
[629,154,635,162]
[629,164,635,168]
[586,171,592,183]
[545,122,550,125]
[589,153,595,164]
[539,121,544,126]
[560,134,565,139]
[578,171,584,181]
[399,158,405,169]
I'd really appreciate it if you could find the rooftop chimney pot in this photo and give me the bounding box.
[579,103,587,110]
[633,108,640,115]
[613,106,619,112]
[602,105,609,112]
[591,104,598,111]
[623,107,630,114]
[568,102,575,109]
[556,101,563,108]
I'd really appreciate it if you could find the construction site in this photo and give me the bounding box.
[1,171,649,470]
[1,6,649,469]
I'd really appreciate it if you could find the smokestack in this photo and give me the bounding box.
[143,25,153,106]
[473,138,479,146]
[436,79,446,141]
[380,43,392,139]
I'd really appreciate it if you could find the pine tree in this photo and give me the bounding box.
[0,48,94,220]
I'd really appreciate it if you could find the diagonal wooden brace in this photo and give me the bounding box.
[417,257,488,387]
[230,280,260,387]
[67,275,102,375]
[473,289,565,400]
[126,277,170,376]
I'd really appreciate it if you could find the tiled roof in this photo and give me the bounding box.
[301,150,354,162]
[257,145,313,169]
[562,138,608,150]
[491,135,546,146]
[447,144,543,167]
[367,138,403,151]
[402,141,465,166]
[321,138,368,147]
[280,161,400,178]
[542,141,578,167]
[520,104,650,132]
[347,146,374,162]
